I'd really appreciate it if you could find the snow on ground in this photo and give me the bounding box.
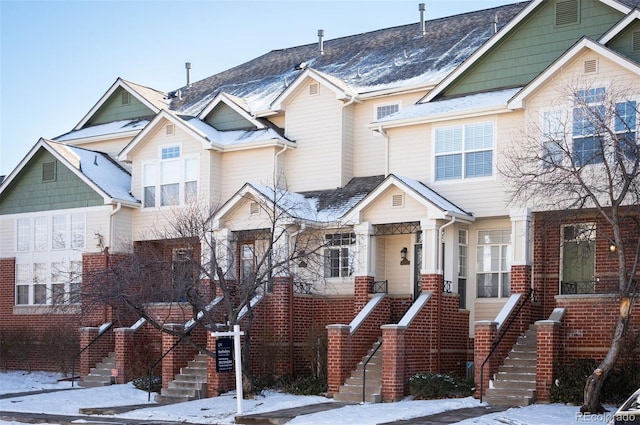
[0,371,616,424]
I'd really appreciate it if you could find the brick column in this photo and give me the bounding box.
[271,276,293,375]
[78,326,113,376]
[114,327,138,384]
[206,330,235,397]
[354,276,374,313]
[381,324,406,402]
[511,265,533,335]
[161,324,193,389]
[536,319,562,403]
[474,321,498,399]
[326,324,351,396]
[421,274,443,371]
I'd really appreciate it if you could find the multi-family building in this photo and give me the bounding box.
[1,0,639,405]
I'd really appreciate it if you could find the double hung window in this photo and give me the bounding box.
[476,229,511,298]
[435,122,494,181]
[324,233,355,278]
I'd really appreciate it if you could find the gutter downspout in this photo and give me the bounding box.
[287,223,306,375]
[274,145,288,188]
[377,126,389,176]
[104,201,122,322]
[436,214,456,373]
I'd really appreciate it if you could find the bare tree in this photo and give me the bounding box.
[501,78,640,412]
[84,183,335,396]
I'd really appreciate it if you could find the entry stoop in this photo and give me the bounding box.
[78,352,116,387]
[155,353,208,404]
[333,340,382,403]
[484,325,537,407]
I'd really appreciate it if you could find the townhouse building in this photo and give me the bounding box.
[1,0,639,405]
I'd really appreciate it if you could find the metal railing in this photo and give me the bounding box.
[362,340,382,403]
[479,288,533,403]
[561,280,595,294]
[71,322,113,387]
[373,280,388,293]
[443,280,453,293]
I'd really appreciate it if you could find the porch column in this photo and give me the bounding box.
[510,208,533,329]
[212,228,235,282]
[420,219,439,275]
[354,222,375,310]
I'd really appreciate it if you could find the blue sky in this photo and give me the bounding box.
[0,0,518,176]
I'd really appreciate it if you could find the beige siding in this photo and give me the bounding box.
[361,187,428,224]
[378,234,413,295]
[67,135,135,161]
[352,92,426,177]
[220,147,277,201]
[342,103,354,186]
[386,113,524,218]
[282,80,343,192]
[110,206,134,254]
[131,121,209,238]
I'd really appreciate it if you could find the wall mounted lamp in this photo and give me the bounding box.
[400,247,410,265]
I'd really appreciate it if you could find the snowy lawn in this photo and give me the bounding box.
[0,371,618,424]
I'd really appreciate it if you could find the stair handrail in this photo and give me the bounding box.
[479,287,533,403]
[71,322,113,387]
[147,326,194,402]
[362,340,382,403]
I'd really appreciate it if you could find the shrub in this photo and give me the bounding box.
[131,375,162,393]
[409,372,473,399]
[551,359,640,404]
[39,326,79,376]
[255,374,327,396]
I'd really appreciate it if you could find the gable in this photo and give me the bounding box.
[444,0,626,97]
[204,102,257,131]
[87,87,156,126]
[606,19,640,63]
[0,149,103,215]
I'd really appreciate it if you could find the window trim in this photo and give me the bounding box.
[476,229,512,299]
[433,120,496,182]
[142,145,199,209]
[324,232,356,279]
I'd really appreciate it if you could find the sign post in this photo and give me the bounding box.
[212,324,245,415]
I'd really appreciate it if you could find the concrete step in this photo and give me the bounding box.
[333,391,381,403]
[78,352,116,387]
[155,353,209,404]
[484,392,535,407]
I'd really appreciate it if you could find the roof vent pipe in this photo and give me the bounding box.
[419,3,426,36]
[185,62,192,88]
[318,29,325,55]
[492,14,498,34]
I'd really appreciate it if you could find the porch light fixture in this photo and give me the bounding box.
[400,247,410,265]
[298,250,307,268]
[609,242,617,258]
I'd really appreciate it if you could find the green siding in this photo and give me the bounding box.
[607,21,640,64]
[0,149,104,215]
[88,87,155,125]
[204,103,256,131]
[446,0,625,96]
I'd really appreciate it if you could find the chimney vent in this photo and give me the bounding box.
[318,29,325,55]
[419,3,426,36]
[185,62,192,88]
[492,14,498,34]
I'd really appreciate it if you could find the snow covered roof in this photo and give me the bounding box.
[46,141,138,205]
[185,118,290,149]
[55,118,149,142]
[0,139,138,206]
[375,87,522,126]
[342,174,472,224]
[215,176,385,225]
[169,2,528,116]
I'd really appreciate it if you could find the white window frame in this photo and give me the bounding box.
[433,121,495,182]
[476,229,512,299]
[324,233,355,279]
[142,145,199,209]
